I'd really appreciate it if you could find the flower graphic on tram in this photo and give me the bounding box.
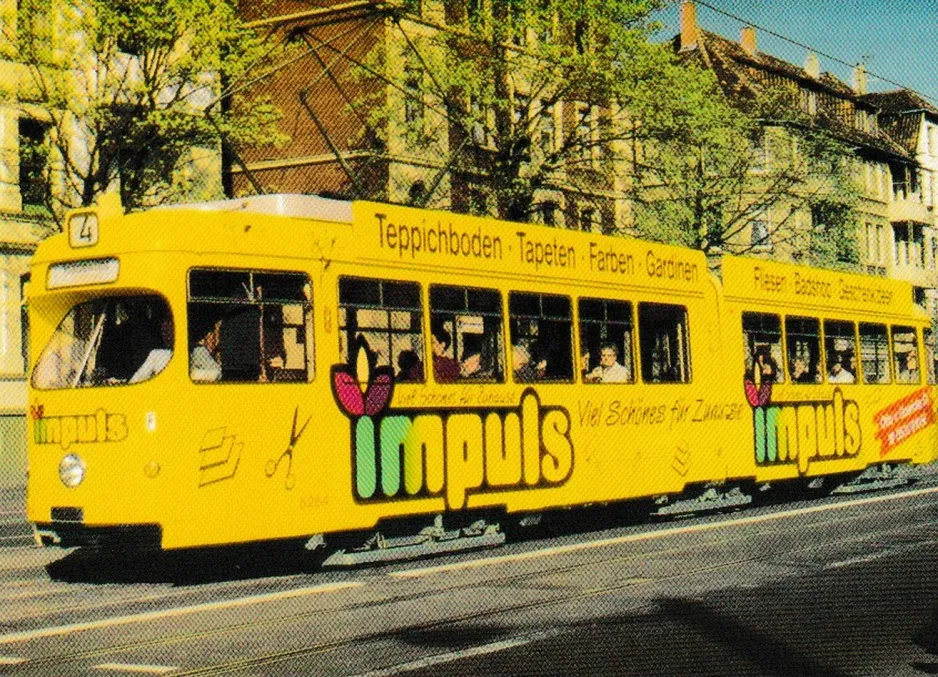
[331,338,395,418]
[744,350,774,407]
[744,378,772,407]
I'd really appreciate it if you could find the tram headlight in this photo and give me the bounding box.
[58,454,86,488]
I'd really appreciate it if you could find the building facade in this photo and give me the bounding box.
[674,1,915,273]
[233,0,628,234]
[861,89,938,319]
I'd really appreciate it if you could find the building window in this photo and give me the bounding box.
[539,200,559,226]
[576,103,594,162]
[894,222,924,268]
[404,65,424,126]
[19,273,30,374]
[579,206,596,233]
[750,214,770,248]
[799,88,817,116]
[470,97,490,147]
[468,187,488,216]
[539,102,555,157]
[513,93,529,129]
[19,117,50,211]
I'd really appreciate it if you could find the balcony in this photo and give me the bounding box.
[889,197,932,224]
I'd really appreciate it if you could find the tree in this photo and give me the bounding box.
[352,0,704,223]
[630,63,861,268]
[7,0,287,219]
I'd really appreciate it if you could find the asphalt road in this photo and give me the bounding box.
[2,482,938,675]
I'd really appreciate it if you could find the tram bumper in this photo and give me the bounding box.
[31,519,162,550]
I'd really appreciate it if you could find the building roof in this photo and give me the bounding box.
[862,89,938,118]
[860,90,938,155]
[676,29,913,162]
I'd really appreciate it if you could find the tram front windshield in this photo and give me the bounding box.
[32,295,173,389]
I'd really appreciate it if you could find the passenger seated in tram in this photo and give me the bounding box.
[431,326,460,383]
[190,317,223,382]
[790,357,816,383]
[512,342,538,382]
[898,351,920,383]
[827,353,855,384]
[585,343,630,383]
[747,348,778,386]
[396,349,424,382]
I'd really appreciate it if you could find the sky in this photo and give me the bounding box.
[652,0,938,105]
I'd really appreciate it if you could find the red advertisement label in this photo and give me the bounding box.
[874,387,936,457]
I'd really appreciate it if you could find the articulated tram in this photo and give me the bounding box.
[24,194,938,559]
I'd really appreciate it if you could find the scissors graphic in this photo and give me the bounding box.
[266,407,311,490]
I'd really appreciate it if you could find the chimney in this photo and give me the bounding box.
[853,64,868,95]
[804,52,820,79]
[680,1,698,52]
[740,26,757,55]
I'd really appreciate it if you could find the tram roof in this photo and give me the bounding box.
[156,193,354,223]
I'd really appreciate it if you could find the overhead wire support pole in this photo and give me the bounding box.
[299,89,369,199]
[297,18,386,154]
[201,14,383,197]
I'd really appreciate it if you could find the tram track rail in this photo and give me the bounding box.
[6,486,938,675]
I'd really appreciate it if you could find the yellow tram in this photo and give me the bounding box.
[24,195,938,555]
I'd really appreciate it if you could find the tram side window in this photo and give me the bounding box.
[579,298,633,383]
[339,277,424,382]
[638,303,690,383]
[824,320,857,384]
[429,285,504,383]
[188,269,313,384]
[859,323,891,384]
[32,295,173,389]
[925,329,938,385]
[785,316,821,384]
[509,292,573,383]
[892,325,921,384]
[741,312,784,384]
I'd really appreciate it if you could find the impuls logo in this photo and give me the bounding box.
[744,379,860,474]
[31,406,128,450]
[331,343,574,510]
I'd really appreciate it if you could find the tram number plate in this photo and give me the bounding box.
[68,213,99,248]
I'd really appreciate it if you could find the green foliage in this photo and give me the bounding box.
[354,0,685,221]
[632,61,862,269]
[8,0,287,219]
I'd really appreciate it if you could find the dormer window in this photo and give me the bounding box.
[854,108,872,133]
[799,88,817,116]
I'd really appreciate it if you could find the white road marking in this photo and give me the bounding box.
[348,630,559,677]
[93,663,179,674]
[0,655,27,664]
[392,485,938,578]
[0,581,362,645]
